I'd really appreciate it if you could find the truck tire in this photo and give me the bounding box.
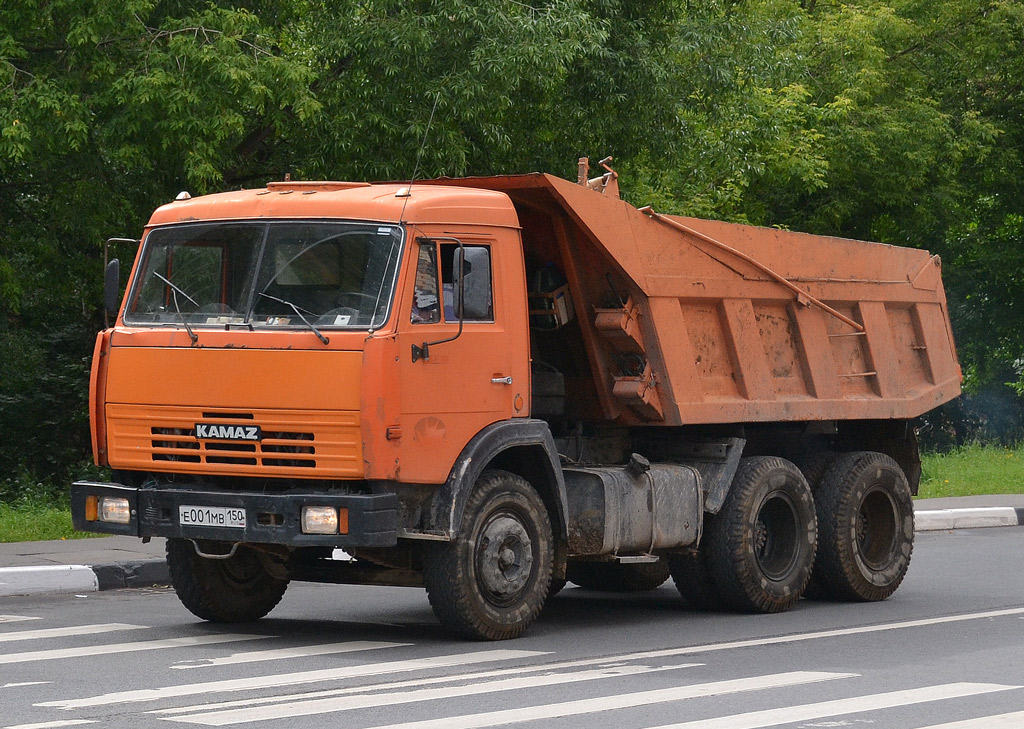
[667,550,726,610]
[566,559,671,592]
[166,539,289,622]
[795,450,840,490]
[423,470,553,640]
[704,456,816,613]
[793,449,840,599]
[812,451,914,602]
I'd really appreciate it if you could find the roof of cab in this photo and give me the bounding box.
[146,181,520,229]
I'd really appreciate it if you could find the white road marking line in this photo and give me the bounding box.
[0,634,266,665]
[644,682,1022,729]
[915,710,1024,728]
[0,623,147,643]
[324,671,854,729]
[4,721,97,729]
[39,649,548,710]
[154,656,704,716]
[162,663,703,725]
[0,615,41,624]
[3,683,52,688]
[153,606,1024,718]
[583,607,1024,663]
[171,641,409,669]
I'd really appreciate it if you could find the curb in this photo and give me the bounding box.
[0,559,169,598]
[914,506,1024,532]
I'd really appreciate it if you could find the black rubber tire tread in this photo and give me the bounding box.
[792,450,840,600]
[422,469,553,640]
[813,451,914,602]
[566,559,671,592]
[667,548,727,610]
[166,538,289,622]
[794,450,841,491]
[703,456,817,613]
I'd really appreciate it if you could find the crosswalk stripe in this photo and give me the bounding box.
[4,721,97,729]
[161,662,704,725]
[0,615,40,624]
[171,641,409,669]
[38,649,548,710]
[0,634,266,665]
[154,655,707,716]
[3,683,52,688]
[643,682,1022,729]
[915,710,1024,728]
[0,624,147,644]
[323,671,854,729]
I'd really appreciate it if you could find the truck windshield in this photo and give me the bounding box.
[124,221,404,330]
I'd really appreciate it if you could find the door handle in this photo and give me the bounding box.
[491,376,513,385]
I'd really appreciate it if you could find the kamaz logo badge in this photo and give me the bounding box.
[194,423,262,441]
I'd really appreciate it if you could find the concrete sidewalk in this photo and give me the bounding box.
[1,495,1022,598]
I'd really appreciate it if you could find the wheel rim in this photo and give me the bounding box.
[753,491,800,581]
[217,549,265,588]
[475,510,535,607]
[856,486,899,571]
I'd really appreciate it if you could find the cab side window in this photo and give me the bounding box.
[411,243,440,324]
[441,244,492,321]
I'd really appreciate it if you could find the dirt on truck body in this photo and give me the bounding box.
[73,160,960,639]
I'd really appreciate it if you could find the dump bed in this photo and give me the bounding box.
[440,173,961,427]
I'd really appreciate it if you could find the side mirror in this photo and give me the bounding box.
[104,259,120,317]
[453,247,491,320]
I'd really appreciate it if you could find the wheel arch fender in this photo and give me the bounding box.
[433,419,568,542]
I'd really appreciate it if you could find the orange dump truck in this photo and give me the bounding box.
[72,161,960,639]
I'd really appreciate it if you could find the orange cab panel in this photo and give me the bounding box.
[104,347,364,479]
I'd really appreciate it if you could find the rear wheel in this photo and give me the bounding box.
[566,559,671,592]
[794,450,840,491]
[813,451,914,601]
[667,549,726,610]
[703,457,817,613]
[423,470,553,640]
[166,539,289,622]
[793,449,840,599]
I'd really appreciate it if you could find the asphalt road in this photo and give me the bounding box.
[0,527,1022,729]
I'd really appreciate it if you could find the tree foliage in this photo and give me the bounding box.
[2,0,1024,487]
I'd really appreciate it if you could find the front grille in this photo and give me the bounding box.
[106,404,362,478]
[151,422,317,468]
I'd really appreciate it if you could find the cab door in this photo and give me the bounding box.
[396,234,526,484]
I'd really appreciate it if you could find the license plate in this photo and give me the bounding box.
[179,505,247,529]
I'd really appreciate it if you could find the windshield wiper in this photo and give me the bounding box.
[257,292,329,345]
[154,272,198,345]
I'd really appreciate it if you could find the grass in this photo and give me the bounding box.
[918,443,1024,498]
[0,502,104,543]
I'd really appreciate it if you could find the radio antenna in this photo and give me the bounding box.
[398,93,441,220]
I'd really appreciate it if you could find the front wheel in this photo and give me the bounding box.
[703,457,817,613]
[813,451,914,602]
[166,539,289,622]
[423,470,553,640]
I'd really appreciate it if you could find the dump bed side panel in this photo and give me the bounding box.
[425,173,962,426]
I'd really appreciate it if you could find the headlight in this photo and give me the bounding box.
[99,497,132,524]
[302,506,339,534]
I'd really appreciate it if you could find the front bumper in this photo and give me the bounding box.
[71,481,398,548]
